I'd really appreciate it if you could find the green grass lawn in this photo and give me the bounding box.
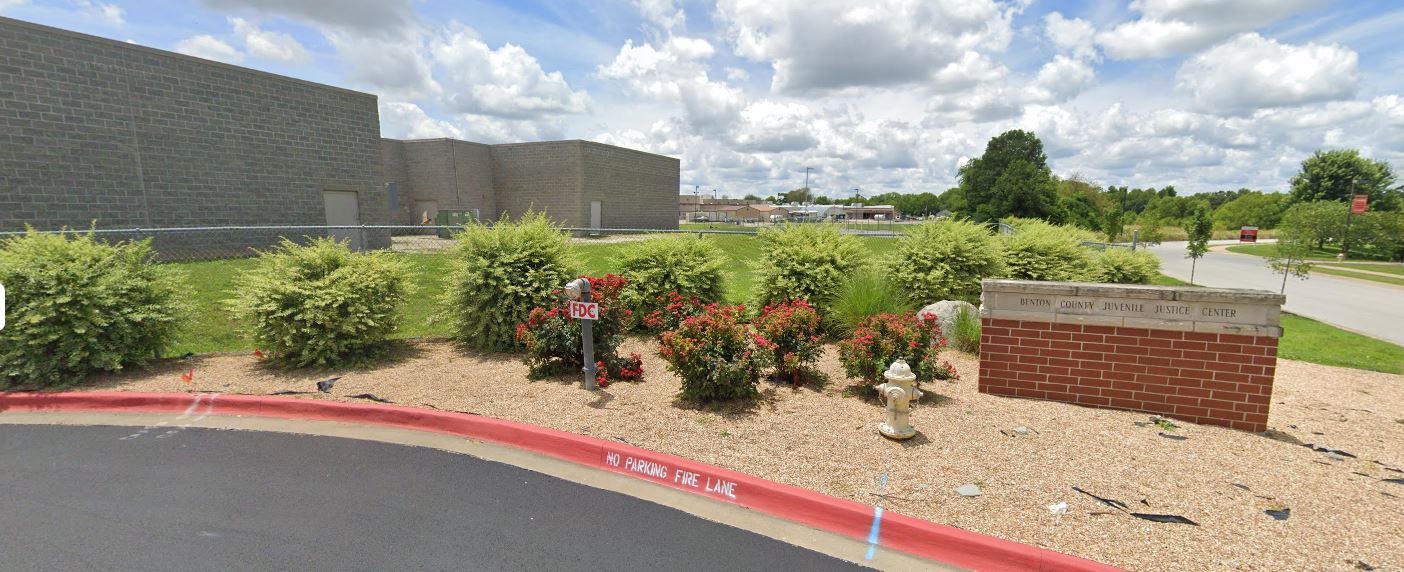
[1310,266,1404,287]
[1225,242,1398,262]
[1334,262,1404,276]
[1279,313,1404,374]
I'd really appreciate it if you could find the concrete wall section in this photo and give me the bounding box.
[0,17,383,234]
[490,141,584,225]
[580,141,680,230]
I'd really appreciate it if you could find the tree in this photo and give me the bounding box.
[813,195,832,205]
[1212,191,1288,230]
[1185,207,1212,285]
[1266,220,1316,294]
[763,195,777,204]
[1279,201,1345,250]
[958,130,1061,222]
[1289,149,1401,211]
[938,187,967,215]
[743,194,761,202]
[1101,207,1124,242]
[782,187,813,204]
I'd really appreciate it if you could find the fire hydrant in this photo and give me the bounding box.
[876,359,922,440]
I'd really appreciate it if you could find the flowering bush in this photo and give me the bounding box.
[751,299,823,384]
[639,291,706,333]
[516,274,643,383]
[659,304,768,401]
[837,312,960,387]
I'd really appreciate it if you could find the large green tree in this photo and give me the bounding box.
[1212,191,1288,230]
[781,187,814,204]
[959,130,1061,222]
[1289,149,1401,210]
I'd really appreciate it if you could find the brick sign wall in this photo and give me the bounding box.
[978,280,1285,432]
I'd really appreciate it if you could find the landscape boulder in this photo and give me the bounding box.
[918,300,977,339]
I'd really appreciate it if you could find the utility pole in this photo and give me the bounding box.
[694,185,700,220]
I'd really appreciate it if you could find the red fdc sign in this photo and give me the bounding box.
[568,300,599,320]
[1352,194,1368,214]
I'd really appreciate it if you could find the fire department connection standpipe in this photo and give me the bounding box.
[876,359,922,440]
[564,278,597,391]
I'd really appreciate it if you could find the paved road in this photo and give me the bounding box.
[1147,240,1404,345]
[0,425,866,572]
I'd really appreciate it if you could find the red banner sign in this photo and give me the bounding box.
[1351,194,1368,214]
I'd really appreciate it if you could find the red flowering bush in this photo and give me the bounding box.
[658,304,768,401]
[837,312,959,387]
[516,274,643,382]
[639,291,705,333]
[751,299,823,384]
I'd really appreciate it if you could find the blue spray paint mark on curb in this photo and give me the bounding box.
[865,474,888,561]
[864,506,884,560]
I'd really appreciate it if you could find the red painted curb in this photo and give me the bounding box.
[1,391,1120,572]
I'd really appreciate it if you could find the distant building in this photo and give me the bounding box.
[1,16,680,245]
[844,204,899,220]
[735,204,790,222]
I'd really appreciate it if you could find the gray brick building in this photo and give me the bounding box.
[2,16,679,251]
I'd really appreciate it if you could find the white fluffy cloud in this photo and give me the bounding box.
[1176,33,1358,112]
[1097,0,1328,59]
[432,25,590,118]
[716,0,1015,94]
[1044,12,1097,61]
[74,0,124,25]
[230,18,311,63]
[174,35,243,63]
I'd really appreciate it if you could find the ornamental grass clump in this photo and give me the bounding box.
[0,230,186,387]
[659,304,768,402]
[443,212,578,351]
[886,219,1004,305]
[1090,248,1161,284]
[515,274,642,386]
[751,299,823,384]
[837,312,959,388]
[755,223,867,318]
[618,235,725,329]
[999,219,1096,282]
[230,237,410,367]
[828,268,912,337]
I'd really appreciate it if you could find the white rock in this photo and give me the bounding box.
[919,300,978,338]
[955,484,982,497]
[1047,501,1068,515]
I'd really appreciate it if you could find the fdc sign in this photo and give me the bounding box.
[568,300,599,320]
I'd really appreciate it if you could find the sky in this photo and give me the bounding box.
[3,0,1403,199]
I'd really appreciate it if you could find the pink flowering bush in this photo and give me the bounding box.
[658,304,768,401]
[751,299,823,384]
[837,312,960,387]
[638,290,705,333]
[516,274,643,383]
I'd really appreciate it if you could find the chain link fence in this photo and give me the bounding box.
[0,224,903,263]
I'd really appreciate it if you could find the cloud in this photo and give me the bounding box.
[0,0,30,12]
[715,0,1015,94]
[230,18,311,63]
[1043,12,1096,61]
[1176,33,1358,113]
[200,0,415,35]
[174,35,243,63]
[1097,0,1328,59]
[634,0,685,32]
[379,101,464,139]
[74,0,124,25]
[431,25,590,118]
[323,30,438,100]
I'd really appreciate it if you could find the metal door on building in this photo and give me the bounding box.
[590,201,602,229]
[323,190,363,250]
[415,200,439,225]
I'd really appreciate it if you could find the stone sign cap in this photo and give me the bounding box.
[979,279,1286,337]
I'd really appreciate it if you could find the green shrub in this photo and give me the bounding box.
[618,235,725,329]
[0,230,185,387]
[659,304,768,402]
[1090,248,1161,284]
[229,238,410,367]
[886,219,1003,305]
[443,212,579,351]
[755,223,867,317]
[515,274,642,385]
[951,306,981,353]
[836,313,959,387]
[999,220,1096,281]
[752,299,823,384]
[828,268,912,336]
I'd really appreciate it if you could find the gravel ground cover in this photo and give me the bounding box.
[80,340,1403,571]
